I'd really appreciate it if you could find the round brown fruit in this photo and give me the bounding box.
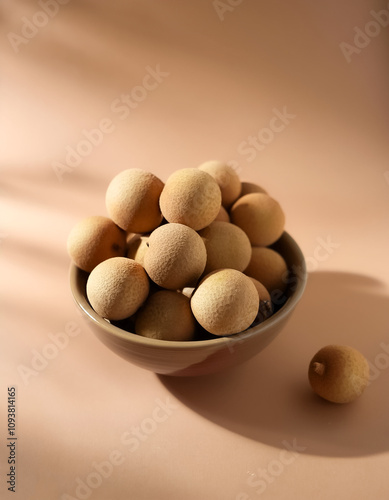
[198,221,252,275]
[86,257,149,320]
[190,269,259,336]
[135,291,196,341]
[67,215,127,272]
[308,345,370,403]
[230,192,285,247]
[198,160,241,208]
[159,168,221,230]
[144,223,206,290]
[244,246,288,296]
[105,168,164,233]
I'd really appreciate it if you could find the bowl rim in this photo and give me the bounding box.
[69,231,307,350]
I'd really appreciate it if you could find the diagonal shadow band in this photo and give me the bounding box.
[159,271,389,457]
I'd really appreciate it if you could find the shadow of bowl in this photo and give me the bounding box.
[159,272,389,457]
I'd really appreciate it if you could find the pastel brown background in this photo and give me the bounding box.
[1,1,389,499]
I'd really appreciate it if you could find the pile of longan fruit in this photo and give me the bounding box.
[68,161,371,404]
[67,161,289,341]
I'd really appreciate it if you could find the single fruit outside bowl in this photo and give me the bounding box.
[69,231,307,377]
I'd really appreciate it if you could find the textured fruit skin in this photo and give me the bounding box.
[135,291,196,341]
[67,215,127,272]
[230,193,285,247]
[198,160,241,208]
[244,246,288,295]
[105,169,164,232]
[308,345,370,404]
[86,257,149,320]
[199,221,252,275]
[190,269,259,336]
[144,223,207,290]
[159,168,222,230]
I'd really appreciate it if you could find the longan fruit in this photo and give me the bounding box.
[198,160,241,208]
[198,221,252,274]
[86,257,149,320]
[190,269,259,336]
[230,193,285,247]
[67,215,126,272]
[135,291,196,341]
[159,168,222,230]
[308,345,370,403]
[144,223,206,290]
[105,168,164,233]
[244,247,288,295]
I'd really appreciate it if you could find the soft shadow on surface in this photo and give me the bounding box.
[159,272,389,457]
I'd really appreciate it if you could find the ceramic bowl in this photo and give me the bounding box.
[69,231,306,376]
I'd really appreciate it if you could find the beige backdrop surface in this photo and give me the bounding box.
[1,1,389,499]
